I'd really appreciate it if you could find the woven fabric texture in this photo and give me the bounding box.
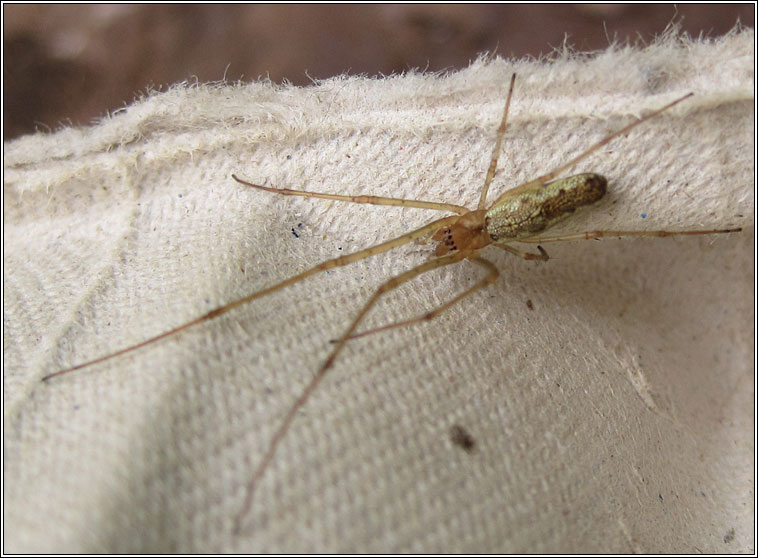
[3,30,754,552]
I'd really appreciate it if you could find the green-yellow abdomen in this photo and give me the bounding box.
[485,173,607,242]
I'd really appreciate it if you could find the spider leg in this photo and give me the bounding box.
[518,228,742,243]
[346,256,499,340]
[42,214,462,381]
[232,175,469,215]
[477,73,516,210]
[495,243,550,261]
[233,249,470,533]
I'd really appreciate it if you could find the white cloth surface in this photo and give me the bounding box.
[3,30,754,552]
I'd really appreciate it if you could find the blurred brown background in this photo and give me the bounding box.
[4,4,753,140]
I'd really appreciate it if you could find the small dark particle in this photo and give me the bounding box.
[291,223,303,238]
[526,299,533,310]
[450,424,476,453]
[640,213,647,219]
[723,528,735,543]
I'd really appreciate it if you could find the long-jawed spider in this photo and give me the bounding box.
[41,74,741,532]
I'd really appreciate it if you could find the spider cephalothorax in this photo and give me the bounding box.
[432,209,491,256]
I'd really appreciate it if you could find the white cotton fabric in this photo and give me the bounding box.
[3,29,754,552]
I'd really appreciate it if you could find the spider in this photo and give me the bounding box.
[41,75,740,532]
